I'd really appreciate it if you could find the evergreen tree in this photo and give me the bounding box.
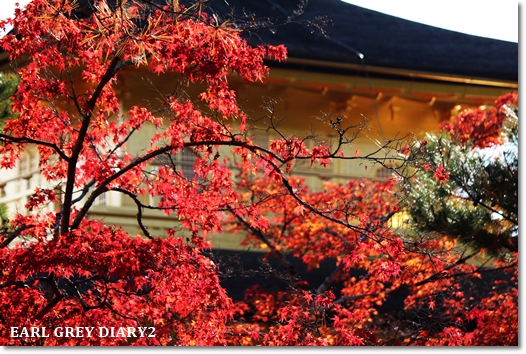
[0,72,18,131]
[0,73,17,230]
[401,93,518,257]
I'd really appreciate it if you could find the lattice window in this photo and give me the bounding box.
[19,149,38,177]
[153,147,196,179]
[375,165,395,181]
[18,149,39,191]
[94,192,107,206]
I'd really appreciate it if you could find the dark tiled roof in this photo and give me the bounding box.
[203,0,517,82]
[8,0,518,82]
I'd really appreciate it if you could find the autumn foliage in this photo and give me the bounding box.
[439,93,518,149]
[0,0,517,346]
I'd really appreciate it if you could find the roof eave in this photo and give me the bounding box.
[282,57,518,90]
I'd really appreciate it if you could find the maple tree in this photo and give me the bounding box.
[0,73,16,231]
[0,0,517,346]
[219,93,518,346]
[0,0,288,345]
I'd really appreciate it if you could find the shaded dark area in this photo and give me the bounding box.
[208,249,364,301]
[210,249,515,318]
[212,249,516,344]
[376,267,516,340]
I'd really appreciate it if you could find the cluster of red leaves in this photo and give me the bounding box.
[439,92,518,148]
[406,255,518,346]
[432,164,449,184]
[228,285,367,346]
[0,219,232,346]
[224,149,517,345]
[228,162,402,270]
[0,0,287,172]
[223,169,382,344]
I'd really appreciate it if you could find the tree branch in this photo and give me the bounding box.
[0,133,70,162]
[227,205,295,276]
[0,225,34,248]
[111,187,153,239]
[60,56,131,236]
[34,274,63,320]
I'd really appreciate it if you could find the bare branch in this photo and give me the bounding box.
[111,187,153,239]
[0,134,70,162]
